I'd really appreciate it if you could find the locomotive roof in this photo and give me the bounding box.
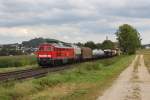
[40,43,73,49]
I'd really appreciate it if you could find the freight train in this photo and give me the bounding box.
[36,43,118,67]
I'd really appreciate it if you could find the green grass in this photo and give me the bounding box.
[0,55,134,100]
[0,55,37,68]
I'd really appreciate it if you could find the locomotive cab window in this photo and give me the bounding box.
[47,47,53,51]
[39,46,44,51]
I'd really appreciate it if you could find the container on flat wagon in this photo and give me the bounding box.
[116,48,121,56]
[104,49,112,57]
[81,47,92,59]
[71,44,81,60]
[92,49,105,58]
[111,50,117,56]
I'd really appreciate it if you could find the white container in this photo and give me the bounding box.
[71,44,81,55]
[93,49,104,57]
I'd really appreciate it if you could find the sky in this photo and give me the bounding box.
[0,0,150,44]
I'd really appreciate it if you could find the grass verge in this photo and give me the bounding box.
[0,55,134,100]
[133,55,140,73]
[0,55,37,68]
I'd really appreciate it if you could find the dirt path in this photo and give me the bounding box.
[97,55,150,100]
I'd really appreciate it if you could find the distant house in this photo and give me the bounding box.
[0,45,2,50]
[145,46,150,49]
[2,43,21,50]
[143,44,150,49]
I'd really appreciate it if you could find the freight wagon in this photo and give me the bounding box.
[81,47,92,60]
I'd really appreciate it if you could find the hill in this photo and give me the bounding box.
[22,38,63,48]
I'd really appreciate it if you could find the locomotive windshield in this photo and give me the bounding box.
[47,47,53,51]
[39,46,53,51]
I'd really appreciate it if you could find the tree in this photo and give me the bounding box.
[101,40,115,50]
[96,43,102,49]
[115,24,141,54]
[76,42,84,47]
[84,41,97,49]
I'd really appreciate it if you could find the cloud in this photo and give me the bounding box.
[0,0,149,44]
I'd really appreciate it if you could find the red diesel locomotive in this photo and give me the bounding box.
[36,43,75,66]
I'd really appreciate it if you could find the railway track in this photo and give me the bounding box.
[0,56,115,82]
[0,65,73,82]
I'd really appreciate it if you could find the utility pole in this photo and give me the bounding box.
[106,36,108,40]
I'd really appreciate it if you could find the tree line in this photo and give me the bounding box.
[76,40,116,50]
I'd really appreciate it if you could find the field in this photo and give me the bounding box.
[0,55,37,72]
[137,49,150,55]
[142,49,150,73]
[0,55,134,100]
[137,49,150,69]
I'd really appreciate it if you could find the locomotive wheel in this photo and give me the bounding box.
[38,61,47,67]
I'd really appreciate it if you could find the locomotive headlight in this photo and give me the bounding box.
[39,55,47,57]
[39,55,51,58]
[47,55,51,57]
